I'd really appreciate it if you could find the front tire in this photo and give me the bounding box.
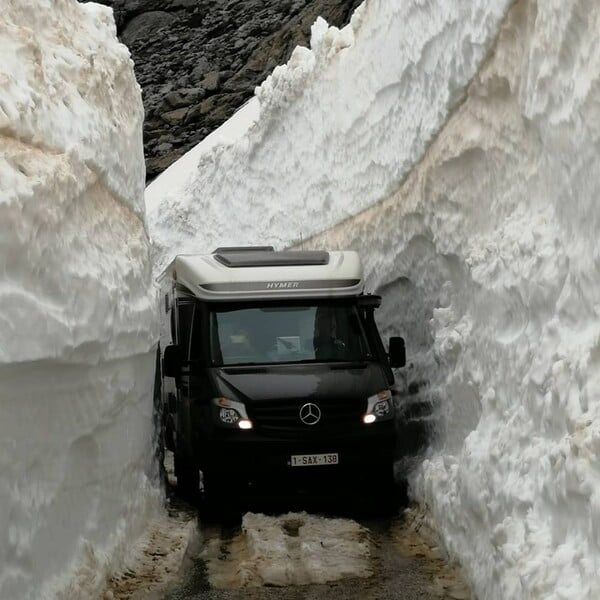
[174,451,199,500]
[364,464,404,516]
[164,413,175,452]
[201,471,242,521]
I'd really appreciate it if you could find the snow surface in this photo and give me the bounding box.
[308,1,600,597]
[146,0,600,597]
[202,512,372,588]
[0,1,160,598]
[146,0,510,274]
[106,509,197,600]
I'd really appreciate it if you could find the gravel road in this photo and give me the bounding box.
[106,454,470,600]
[160,492,470,600]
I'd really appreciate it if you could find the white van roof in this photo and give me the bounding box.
[159,248,364,301]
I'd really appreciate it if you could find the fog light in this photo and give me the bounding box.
[238,419,253,430]
[363,414,376,424]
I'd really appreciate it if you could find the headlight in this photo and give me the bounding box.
[219,407,240,424]
[213,397,253,430]
[363,390,393,424]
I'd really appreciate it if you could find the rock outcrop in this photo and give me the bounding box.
[89,0,362,179]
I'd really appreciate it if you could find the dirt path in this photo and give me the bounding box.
[161,509,471,600]
[104,453,471,600]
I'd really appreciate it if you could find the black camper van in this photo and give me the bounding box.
[158,248,406,507]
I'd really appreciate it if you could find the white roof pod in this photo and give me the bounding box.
[159,247,364,301]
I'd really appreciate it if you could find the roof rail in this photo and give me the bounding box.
[212,246,274,254]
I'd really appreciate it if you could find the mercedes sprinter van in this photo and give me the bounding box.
[158,247,406,506]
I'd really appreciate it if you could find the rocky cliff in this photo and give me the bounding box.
[90,0,362,179]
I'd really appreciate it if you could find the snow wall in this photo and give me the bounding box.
[146,0,510,272]
[309,1,600,597]
[0,1,160,598]
[147,0,600,598]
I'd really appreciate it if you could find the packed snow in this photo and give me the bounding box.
[0,1,161,598]
[202,512,372,588]
[105,510,197,600]
[146,0,510,274]
[147,0,600,598]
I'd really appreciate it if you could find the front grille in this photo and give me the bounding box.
[250,398,366,438]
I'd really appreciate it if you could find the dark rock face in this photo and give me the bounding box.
[86,0,362,180]
[82,0,362,180]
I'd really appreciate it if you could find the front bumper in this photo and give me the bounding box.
[196,420,396,481]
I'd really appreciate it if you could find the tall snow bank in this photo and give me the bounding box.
[0,1,159,598]
[146,0,510,274]
[145,0,600,596]
[308,0,600,597]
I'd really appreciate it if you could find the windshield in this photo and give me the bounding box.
[209,302,371,366]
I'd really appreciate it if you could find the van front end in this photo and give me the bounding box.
[189,362,398,491]
[198,417,396,491]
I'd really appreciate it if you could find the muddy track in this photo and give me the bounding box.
[105,452,470,599]
[161,503,470,600]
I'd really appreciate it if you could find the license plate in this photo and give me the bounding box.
[290,453,339,467]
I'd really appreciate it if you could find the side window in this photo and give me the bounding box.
[362,309,394,385]
[177,301,195,360]
[170,304,176,344]
[189,304,204,361]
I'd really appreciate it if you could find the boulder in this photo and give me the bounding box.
[121,10,177,46]
[88,0,363,179]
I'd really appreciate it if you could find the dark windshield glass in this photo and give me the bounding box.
[209,303,371,366]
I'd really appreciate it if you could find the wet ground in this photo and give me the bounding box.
[158,477,471,600]
[106,453,470,600]
[162,517,469,600]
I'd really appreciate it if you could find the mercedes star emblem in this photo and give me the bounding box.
[299,403,321,426]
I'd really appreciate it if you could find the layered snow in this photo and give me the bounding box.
[146,0,510,274]
[146,0,600,597]
[305,1,600,598]
[0,1,159,598]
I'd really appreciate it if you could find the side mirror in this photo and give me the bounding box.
[388,337,406,368]
[357,294,382,309]
[163,345,182,378]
